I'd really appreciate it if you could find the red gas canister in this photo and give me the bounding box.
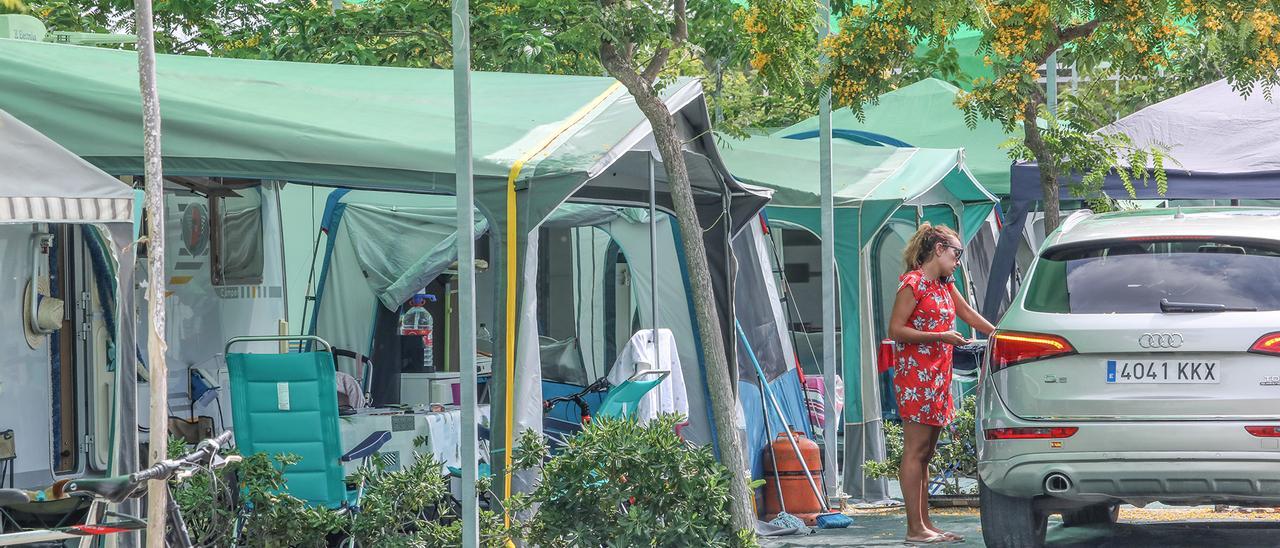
[762,431,824,524]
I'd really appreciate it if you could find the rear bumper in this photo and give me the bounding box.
[977,382,1280,504]
[979,451,1280,504]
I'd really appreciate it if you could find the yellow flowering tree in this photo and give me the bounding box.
[757,0,1280,231]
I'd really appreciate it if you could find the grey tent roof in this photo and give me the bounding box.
[1011,79,1280,201]
[0,109,133,224]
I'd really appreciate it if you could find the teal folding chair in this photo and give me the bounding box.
[595,370,670,420]
[224,335,390,510]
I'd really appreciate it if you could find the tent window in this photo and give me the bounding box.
[210,188,265,286]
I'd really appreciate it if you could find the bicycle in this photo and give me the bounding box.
[0,431,236,547]
[542,377,611,449]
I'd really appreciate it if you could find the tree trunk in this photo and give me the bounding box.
[622,84,755,532]
[1022,95,1062,233]
[135,0,169,545]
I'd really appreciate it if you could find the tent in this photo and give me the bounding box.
[0,109,137,490]
[776,78,1018,197]
[989,78,1280,319]
[0,38,780,496]
[717,134,997,500]
[301,188,811,484]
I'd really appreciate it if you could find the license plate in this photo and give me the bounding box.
[1106,360,1220,384]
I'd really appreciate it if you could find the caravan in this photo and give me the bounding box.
[0,110,137,490]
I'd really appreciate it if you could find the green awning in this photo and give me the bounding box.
[0,38,761,230]
[775,78,1018,196]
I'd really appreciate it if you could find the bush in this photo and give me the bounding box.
[863,395,979,496]
[166,438,342,547]
[168,438,513,547]
[516,414,756,548]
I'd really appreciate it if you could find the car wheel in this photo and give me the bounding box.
[980,477,1048,548]
[1061,502,1120,527]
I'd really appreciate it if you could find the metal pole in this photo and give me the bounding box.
[133,0,169,543]
[1046,51,1058,116]
[648,154,659,358]
[451,0,479,545]
[818,0,839,504]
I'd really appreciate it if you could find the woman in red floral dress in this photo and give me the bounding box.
[888,223,995,544]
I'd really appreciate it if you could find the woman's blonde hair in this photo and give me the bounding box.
[903,222,960,273]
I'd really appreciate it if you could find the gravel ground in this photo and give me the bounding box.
[760,506,1280,547]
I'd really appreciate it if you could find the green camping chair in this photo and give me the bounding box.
[224,335,390,509]
[595,370,670,420]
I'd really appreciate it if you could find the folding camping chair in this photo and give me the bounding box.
[594,370,670,420]
[224,335,390,510]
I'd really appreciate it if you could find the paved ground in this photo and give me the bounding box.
[760,507,1280,547]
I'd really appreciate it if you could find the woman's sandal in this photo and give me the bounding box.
[904,533,951,545]
[939,531,965,542]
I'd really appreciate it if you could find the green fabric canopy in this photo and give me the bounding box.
[718,134,996,497]
[776,78,1018,196]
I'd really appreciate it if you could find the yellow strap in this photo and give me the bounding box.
[501,81,622,521]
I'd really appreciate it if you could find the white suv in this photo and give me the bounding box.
[977,208,1280,548]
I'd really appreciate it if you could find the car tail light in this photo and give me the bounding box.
[1246,426,1280,437]
[1249,332,1280,356]
[988,331,1076,372]
[984,427,1079,440]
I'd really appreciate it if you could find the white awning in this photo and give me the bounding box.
[0,109,133,225]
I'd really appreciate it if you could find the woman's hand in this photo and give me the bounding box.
[937,330,969,346]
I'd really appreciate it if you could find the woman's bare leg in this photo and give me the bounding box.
[900,421,940,540]
[920,425,943,535]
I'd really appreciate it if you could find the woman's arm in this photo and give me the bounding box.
[888,286,966,345]
[951,284,997,336]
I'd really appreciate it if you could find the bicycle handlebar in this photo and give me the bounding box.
[133,431,234,483]
[543,377,609,413]
[62,431,234,503]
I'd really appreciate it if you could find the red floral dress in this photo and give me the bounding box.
[893,270,957,427]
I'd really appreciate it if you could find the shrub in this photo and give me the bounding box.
[863,395,979,496]
[518,414,756,548]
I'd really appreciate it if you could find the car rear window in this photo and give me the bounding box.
[1024,239,1280,313]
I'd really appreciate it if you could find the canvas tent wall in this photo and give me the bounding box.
[0,109,137,491]
[773,78,1022,318]
[718,134,997,501]
[0,38,770,494]
[990,78,1280,322]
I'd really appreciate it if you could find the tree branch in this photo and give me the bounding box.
[1059,19,1101,44]
[640,0,687,84]
[1030,19,1101,66]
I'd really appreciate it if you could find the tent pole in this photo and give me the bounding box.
[451,0,479,544]
[818,0,839,505]
[649,153,659,358]
[1046,51,1058,115]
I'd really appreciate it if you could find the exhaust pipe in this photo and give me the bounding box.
[1044,473,1072,494]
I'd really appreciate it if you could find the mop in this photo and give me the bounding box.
[759,380,809,532]
[736,321,852,530]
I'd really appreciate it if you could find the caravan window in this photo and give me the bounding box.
[210,188,265,286]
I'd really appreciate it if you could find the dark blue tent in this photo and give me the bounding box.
[986,79,1280,318]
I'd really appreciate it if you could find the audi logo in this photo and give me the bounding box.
[1138,333,1184,349]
